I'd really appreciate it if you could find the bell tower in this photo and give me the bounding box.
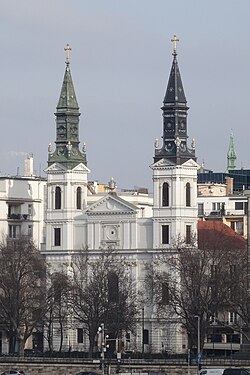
[151,36,199,249]
[45,45,90,253]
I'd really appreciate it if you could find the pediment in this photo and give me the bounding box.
[44,163,68,173]
[85,193,138,216]
[151,158,176,169]
[182,159,200,169]
[44,162,90,174]
[72,163,90,173]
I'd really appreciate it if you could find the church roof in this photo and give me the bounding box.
[57,66,79,111]
[163,51,187,106]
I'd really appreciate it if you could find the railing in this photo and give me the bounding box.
[7,214,30,220]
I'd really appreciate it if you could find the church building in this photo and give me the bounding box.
[42,38,200,353]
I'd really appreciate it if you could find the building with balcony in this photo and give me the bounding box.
[0,156,46,249]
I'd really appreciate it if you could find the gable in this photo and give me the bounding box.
[72,163,90,173]
[85,193,138,216]
[44,162,67,174]
[182,159,200,169]
[151,158,176,169]
[44,162,90,174]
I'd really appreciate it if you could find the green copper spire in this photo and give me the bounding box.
[227,132,237,171]
[48,44,87,169]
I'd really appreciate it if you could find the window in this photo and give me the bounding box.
[143,329,149,344]
[55,186,61,209]
[212,202,221,211]
[54,228,61,246]
[162,225,169,244]
[198,203,204,216]
[28,225,33,237]
[77,328,83,343]
[235,202,243,210]
[162,283,170,305]
[186,183,191,207]
[8,204,21,219]
[8,225,21,239]
[162,182,169,207]
[230,221,243,234]
[28,204,33,216]
[108,272,119,302]
[76,187,82,209]
[186,225,191,244]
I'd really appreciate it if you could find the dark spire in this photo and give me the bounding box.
[154,35,196,164]
[48,44,87,169]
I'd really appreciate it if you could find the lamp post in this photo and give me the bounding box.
[142,307,144,356]
[98,323,106,375]
[194,315,201,372]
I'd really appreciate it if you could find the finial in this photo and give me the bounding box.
[82,142,87,153]
[109,177,116,191]
[66,140,72,156]
[64,44,72,67]
[191,138,196,149]
[171,35,179,56]
[48,143,52,153]
[175,136,181,148]
[154,138,159,149]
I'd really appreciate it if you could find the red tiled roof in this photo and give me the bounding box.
[198,220,246,250]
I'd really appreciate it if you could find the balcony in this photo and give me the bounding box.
[8,214,30,221]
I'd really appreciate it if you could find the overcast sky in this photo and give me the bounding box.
[0,0,250,191]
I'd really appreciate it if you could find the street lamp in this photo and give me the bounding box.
[194,315,201,372]
[97,323,106,375]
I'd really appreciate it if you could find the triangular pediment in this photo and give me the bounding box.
[151,158,176,169]
[44,162,68,174]
[44,162,90,174]
[72,163,90,173]
[85,193,138,216]
[182,159,200,169]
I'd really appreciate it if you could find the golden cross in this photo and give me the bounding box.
[64,44,72,65]
[171,35,179,55]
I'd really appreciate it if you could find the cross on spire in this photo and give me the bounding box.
[64,44,72,66]
[171,35,179,56]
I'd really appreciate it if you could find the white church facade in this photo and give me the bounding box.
[41,39,199,354]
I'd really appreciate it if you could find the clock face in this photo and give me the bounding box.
[165,121,174,132]
[165,142,173,152]
[178,121,186,133]
[57,125,66,139]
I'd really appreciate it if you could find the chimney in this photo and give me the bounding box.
[225,177,233,195]
[24,154,34,177]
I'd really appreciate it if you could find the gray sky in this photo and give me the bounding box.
[1,0,250,191]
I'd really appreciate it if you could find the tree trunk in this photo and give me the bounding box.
[19,338,25,355]
[88,334,95,358]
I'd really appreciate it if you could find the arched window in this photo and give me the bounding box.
[186,182,191,207]
[162,182,169,207]
[55,186,61,209]
[76,187,81,209]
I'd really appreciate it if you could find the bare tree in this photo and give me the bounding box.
[146,222,246,351]
[44,270,71,352]
[0,236,45,354]
[71,248,138,357]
